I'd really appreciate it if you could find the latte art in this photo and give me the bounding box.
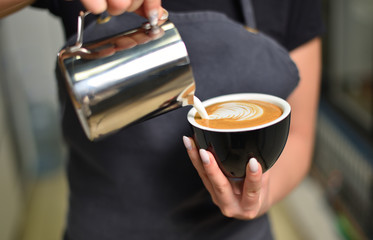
[208,102,264,121]
[195,100,282,129]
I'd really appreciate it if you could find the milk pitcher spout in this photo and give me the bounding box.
[58,11,195,141]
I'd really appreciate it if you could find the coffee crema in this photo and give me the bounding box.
[195,100,282,129]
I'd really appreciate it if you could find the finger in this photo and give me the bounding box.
[126,0,144,12]
[133,7,168,22]
[241,158,263,212]
[142,0,162,19]
[106,0,132,15]
[80,0,107,14]
[199,149,236,208]
[132,0,162,25]
[182,137,216,199]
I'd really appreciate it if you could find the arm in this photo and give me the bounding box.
[268,37,322,207]
[183,36,322,219]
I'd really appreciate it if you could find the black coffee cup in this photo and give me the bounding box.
[187,93,291,178]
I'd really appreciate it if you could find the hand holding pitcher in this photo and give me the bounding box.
[79,0,162,18]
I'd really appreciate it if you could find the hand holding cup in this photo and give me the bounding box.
[183,136,271,219]
[183,93,291,219]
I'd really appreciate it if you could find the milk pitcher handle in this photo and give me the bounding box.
[65,11,91,54]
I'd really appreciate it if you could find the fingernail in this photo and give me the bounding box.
[148,9,159,27]
[199,149,210,165]
[182,136,192,150]
[249,158,259,173]
[160,9,169,20]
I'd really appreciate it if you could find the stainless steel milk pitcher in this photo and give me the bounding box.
[58,11,195,141]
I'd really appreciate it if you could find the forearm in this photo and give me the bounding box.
[267,125,316,206]
[266,37,322,209]
[0,0,35,18]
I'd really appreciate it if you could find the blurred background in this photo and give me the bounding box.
[1,0,372,239]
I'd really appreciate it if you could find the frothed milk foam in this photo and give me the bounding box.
[193,96,209,119]
[194,99,282,129]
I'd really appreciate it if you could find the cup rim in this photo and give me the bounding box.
[187,93,291,132]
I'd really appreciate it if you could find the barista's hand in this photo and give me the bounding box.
[183,136,271,220]
[80,0,162,18]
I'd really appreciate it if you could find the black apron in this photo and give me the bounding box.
[59,1,298,239]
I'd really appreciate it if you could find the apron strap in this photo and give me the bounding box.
[240,0,257,29]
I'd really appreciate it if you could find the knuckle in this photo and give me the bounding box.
[243,211,257,220]
[220,207,234,218]
[204,167,214,177]
[210,180,231,195]
[214,182,230,195]
[245,209,258,220]
[241,204,260,220]
[211,197,219,206]
[200,171,209,179]
[245,189,260,201]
